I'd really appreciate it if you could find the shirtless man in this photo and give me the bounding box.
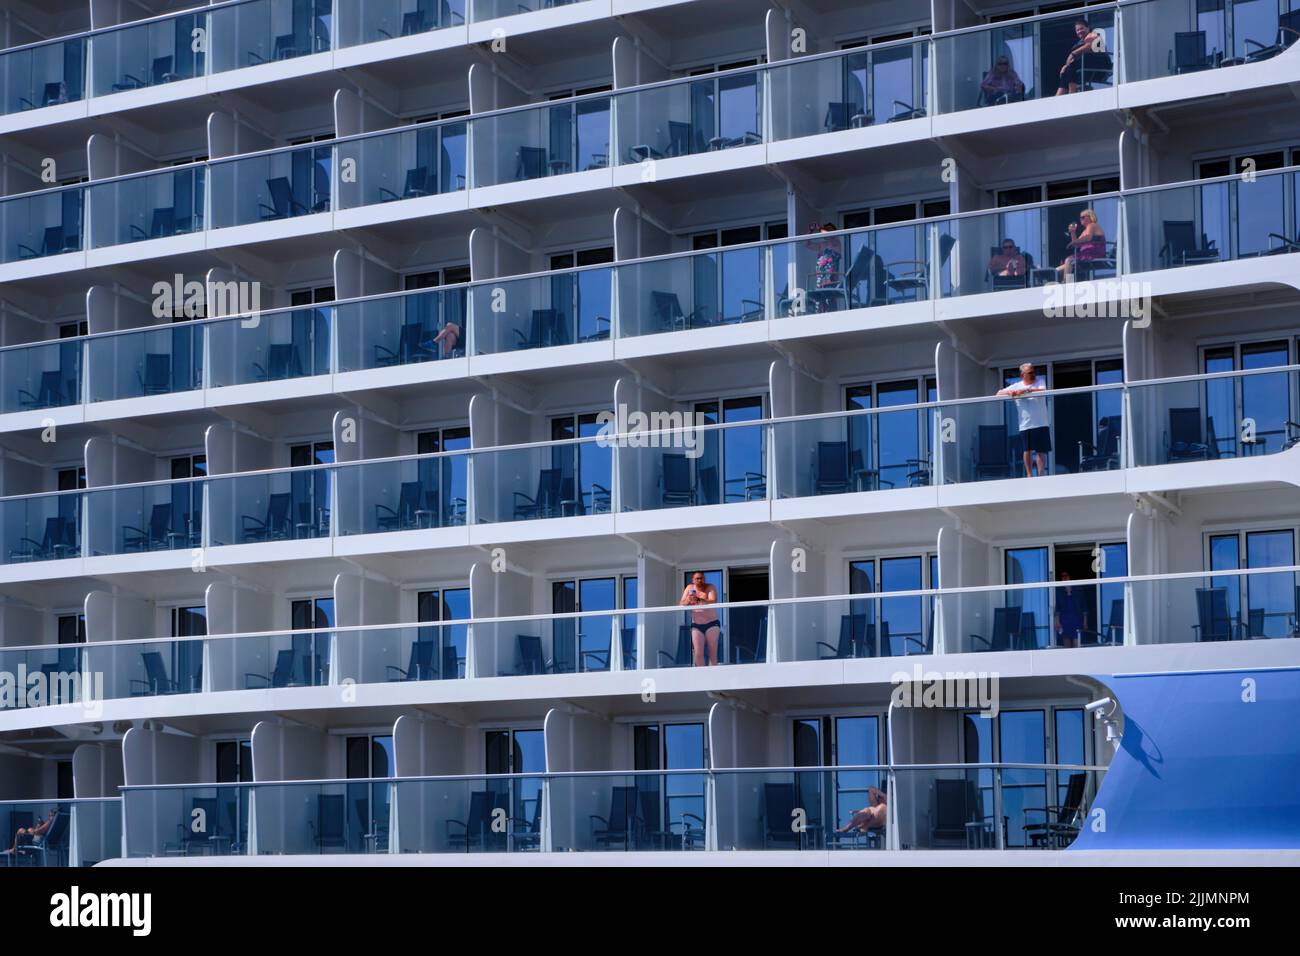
[838,786,888,833]
[679,571,720,666]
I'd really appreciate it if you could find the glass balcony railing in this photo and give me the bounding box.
[614,68,763,166]
[207,305,331,386]
[0,492,80,565]
[252,779,391,854]
[1128,365,1300,465]
[336,621,465,684]
[334,451,469,533]
[546,770,707,851]
[1120,0,1300,83]
[773,405,934,497]
[208,0,332,74]
[934,6,1116,114]
[712,767,888,850]
[89,635,205,698]
[470,266,612,352]
[124,784,248,858]
[0,36,86,116]
[86,322,203,401]
[90,10,206,96]
[1127,167,1300,271]
[618,416,767,512]
[335,286,467,370]
[337,0,466,47]
[1,564,1294,716]
[471,434,613,522]
[891,764,1104,849]
[85,479,204,557]
[87,166,205,248]
[118,763,1109,856]
[0,798,122,866]
[207,466,331,546]
[939,194,1120,296]
[470,95,611,187]
[394,774,542,852]
[336,120,467,207]
[769,220,934,313]
[768,37,928,140]
[614,245,766,337]
[936,382,1125,482]
[0,338,80,413]
[208,144,331,229]
[470,0,581,21]
[0,185,83,264]
[0,643,83,708]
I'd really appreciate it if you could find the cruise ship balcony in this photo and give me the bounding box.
[0,797,121,866]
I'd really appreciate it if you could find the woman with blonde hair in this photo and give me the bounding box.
[1056,207,1106,280]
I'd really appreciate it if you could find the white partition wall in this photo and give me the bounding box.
[637,548,677,671]
[612,205,672,263]
[249,720,330,855]
[468,557,529,678]
[204,421,274,476]
[708,701,770,851]
[392,713,472,853]
[121,724,202,857]
[72,741,124,865]
[333,570,401,684]
[544,708,614,851]
[205,580,273,694]
[937,524,992,654]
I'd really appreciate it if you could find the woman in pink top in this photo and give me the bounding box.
[1056,208,1106,280]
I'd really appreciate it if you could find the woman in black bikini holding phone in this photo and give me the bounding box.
[680,571,720,666]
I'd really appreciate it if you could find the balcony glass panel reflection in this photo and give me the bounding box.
[393,775,539,852]
[336,286,467,369]
[337,0,465,46]
[0,186,83,264]
[86,323,202,401]
[614,70,762,165]
[124,785,247,857]
[0,36,85,115]
[618,417,766,511]
[773,593,932,661]
[0,643,83,708]
[471,436,612,523]
[90,11,205,96]
[335,451,469,533]
[546,771,706,851]
[615,247,765,336]
[0,338,81,413]
[87,166,205,247]
[1128,367,1298,465]
[337,121,466,207]
[1,491,80,565]
[93,636,205,699]
[208,307,330,386]
[1132,567,1300,643]
[769,39,927,139]
[209,144,331,228]
[471,0,579,20]
[207,467,330,545]
[86,479,202,556]
[1127,169,1298,271]
[209,0,332,74]
[1121,0,1299,82]
[470,96,610,187]
[769,222,931,315]
[471,267,612,352]
[774,405,933,498]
